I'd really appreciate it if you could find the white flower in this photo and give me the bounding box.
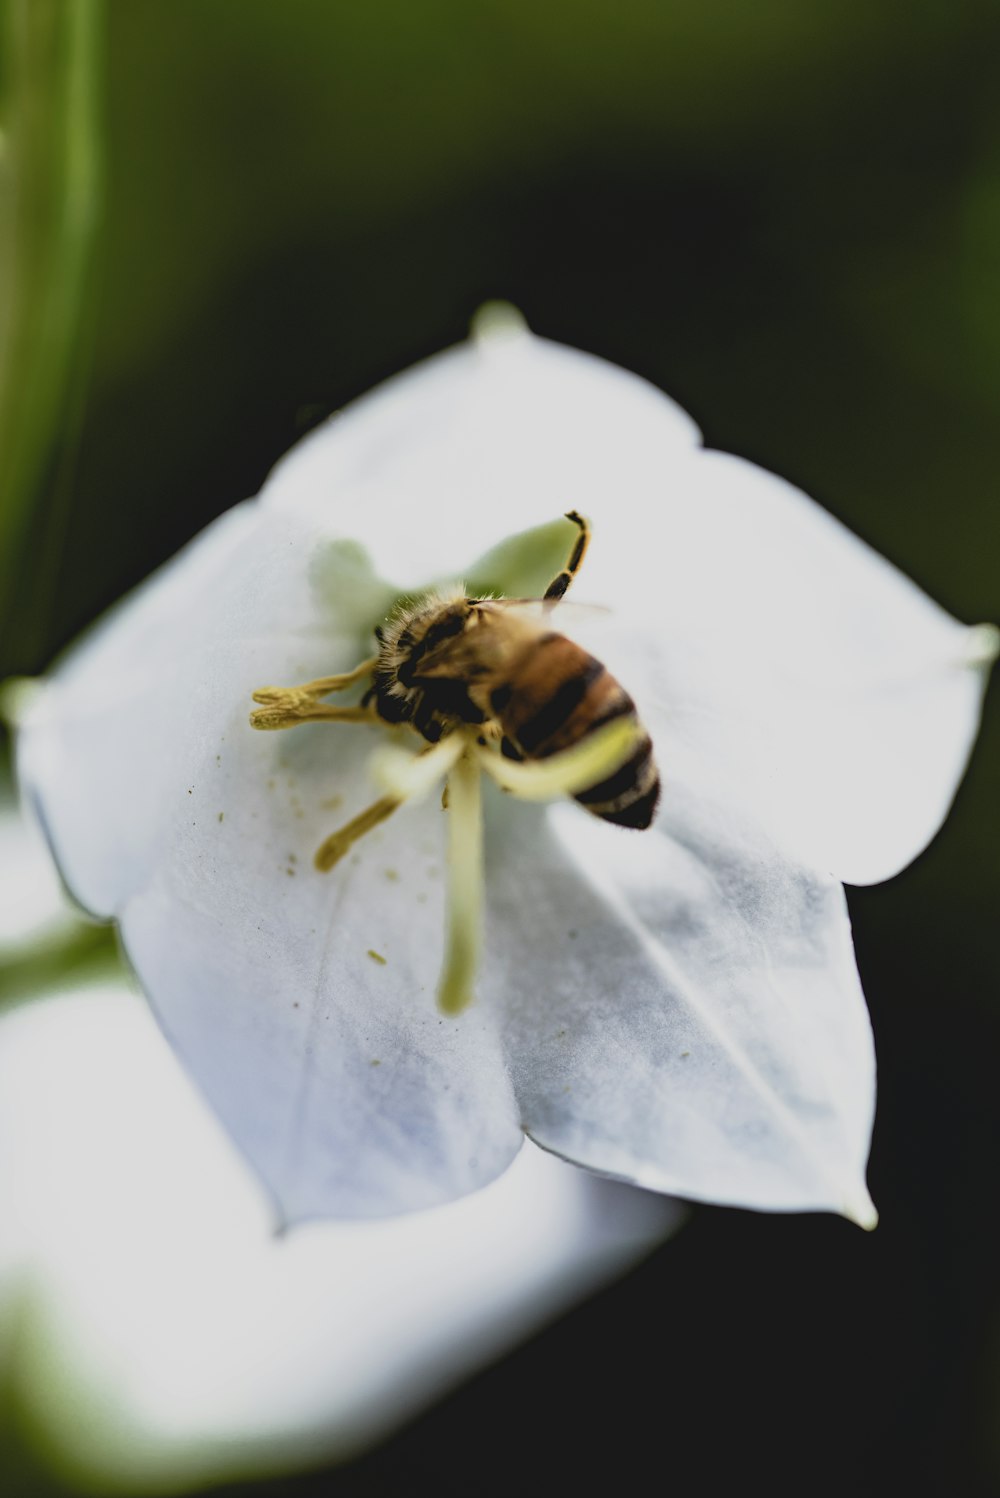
[18,307,996,1229]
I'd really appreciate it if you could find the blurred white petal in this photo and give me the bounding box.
[0,792,75,959]
[0,987,679,1488]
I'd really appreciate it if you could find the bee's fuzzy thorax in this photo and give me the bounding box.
[375,585,473,695]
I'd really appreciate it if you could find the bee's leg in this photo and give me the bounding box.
[542,510,590,607]
[250,656,378,729]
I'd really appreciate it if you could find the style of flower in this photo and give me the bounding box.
[18,307,997,1228]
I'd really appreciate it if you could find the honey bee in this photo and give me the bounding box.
[362,512,660,829]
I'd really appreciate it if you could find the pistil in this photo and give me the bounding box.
[438,745,484,1016]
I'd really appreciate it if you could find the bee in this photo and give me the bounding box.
[362,512,660,829]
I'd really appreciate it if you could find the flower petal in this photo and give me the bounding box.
[19,513,524,1218]
[21,501,267,915]
[257,318,701,587]
[483,784,876,1225]
[117,727,523,1220]
[573,449,995,886]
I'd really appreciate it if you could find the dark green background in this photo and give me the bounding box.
[2,2,999,1494]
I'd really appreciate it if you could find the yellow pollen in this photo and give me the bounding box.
[249,658,378,731]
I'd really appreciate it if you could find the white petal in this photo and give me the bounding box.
[20,513,524,1218]
[257,319,701,587]
[0,792,76,959]
[483,786,876,1226]
[563,451,995,885]
[0,988,679,1486]
[124,708,526,1219]
[118,744,523,1220]
[18,500,406,919]
[20,501,267,915]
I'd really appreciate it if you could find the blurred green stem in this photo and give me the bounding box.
[0,920,120,1010]
[0,0,102,664]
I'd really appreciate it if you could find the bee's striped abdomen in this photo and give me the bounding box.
[497,633,660,830]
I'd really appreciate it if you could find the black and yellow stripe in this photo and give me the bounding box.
[498,633,660,829]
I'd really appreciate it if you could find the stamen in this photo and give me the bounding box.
[250,657,378,730]
[369,734,466,802]
[438,746,484,1015]
[251,702,374,731]
[253,658,378,702]
[477,716,642,801]
[314,796,401,871]
[313,735,468,875]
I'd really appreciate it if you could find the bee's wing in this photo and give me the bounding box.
[414,605,540,682]
[415,600,610,682]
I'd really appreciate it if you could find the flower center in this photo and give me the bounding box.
[249,510,644,1013]
[249,669,639,1013]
